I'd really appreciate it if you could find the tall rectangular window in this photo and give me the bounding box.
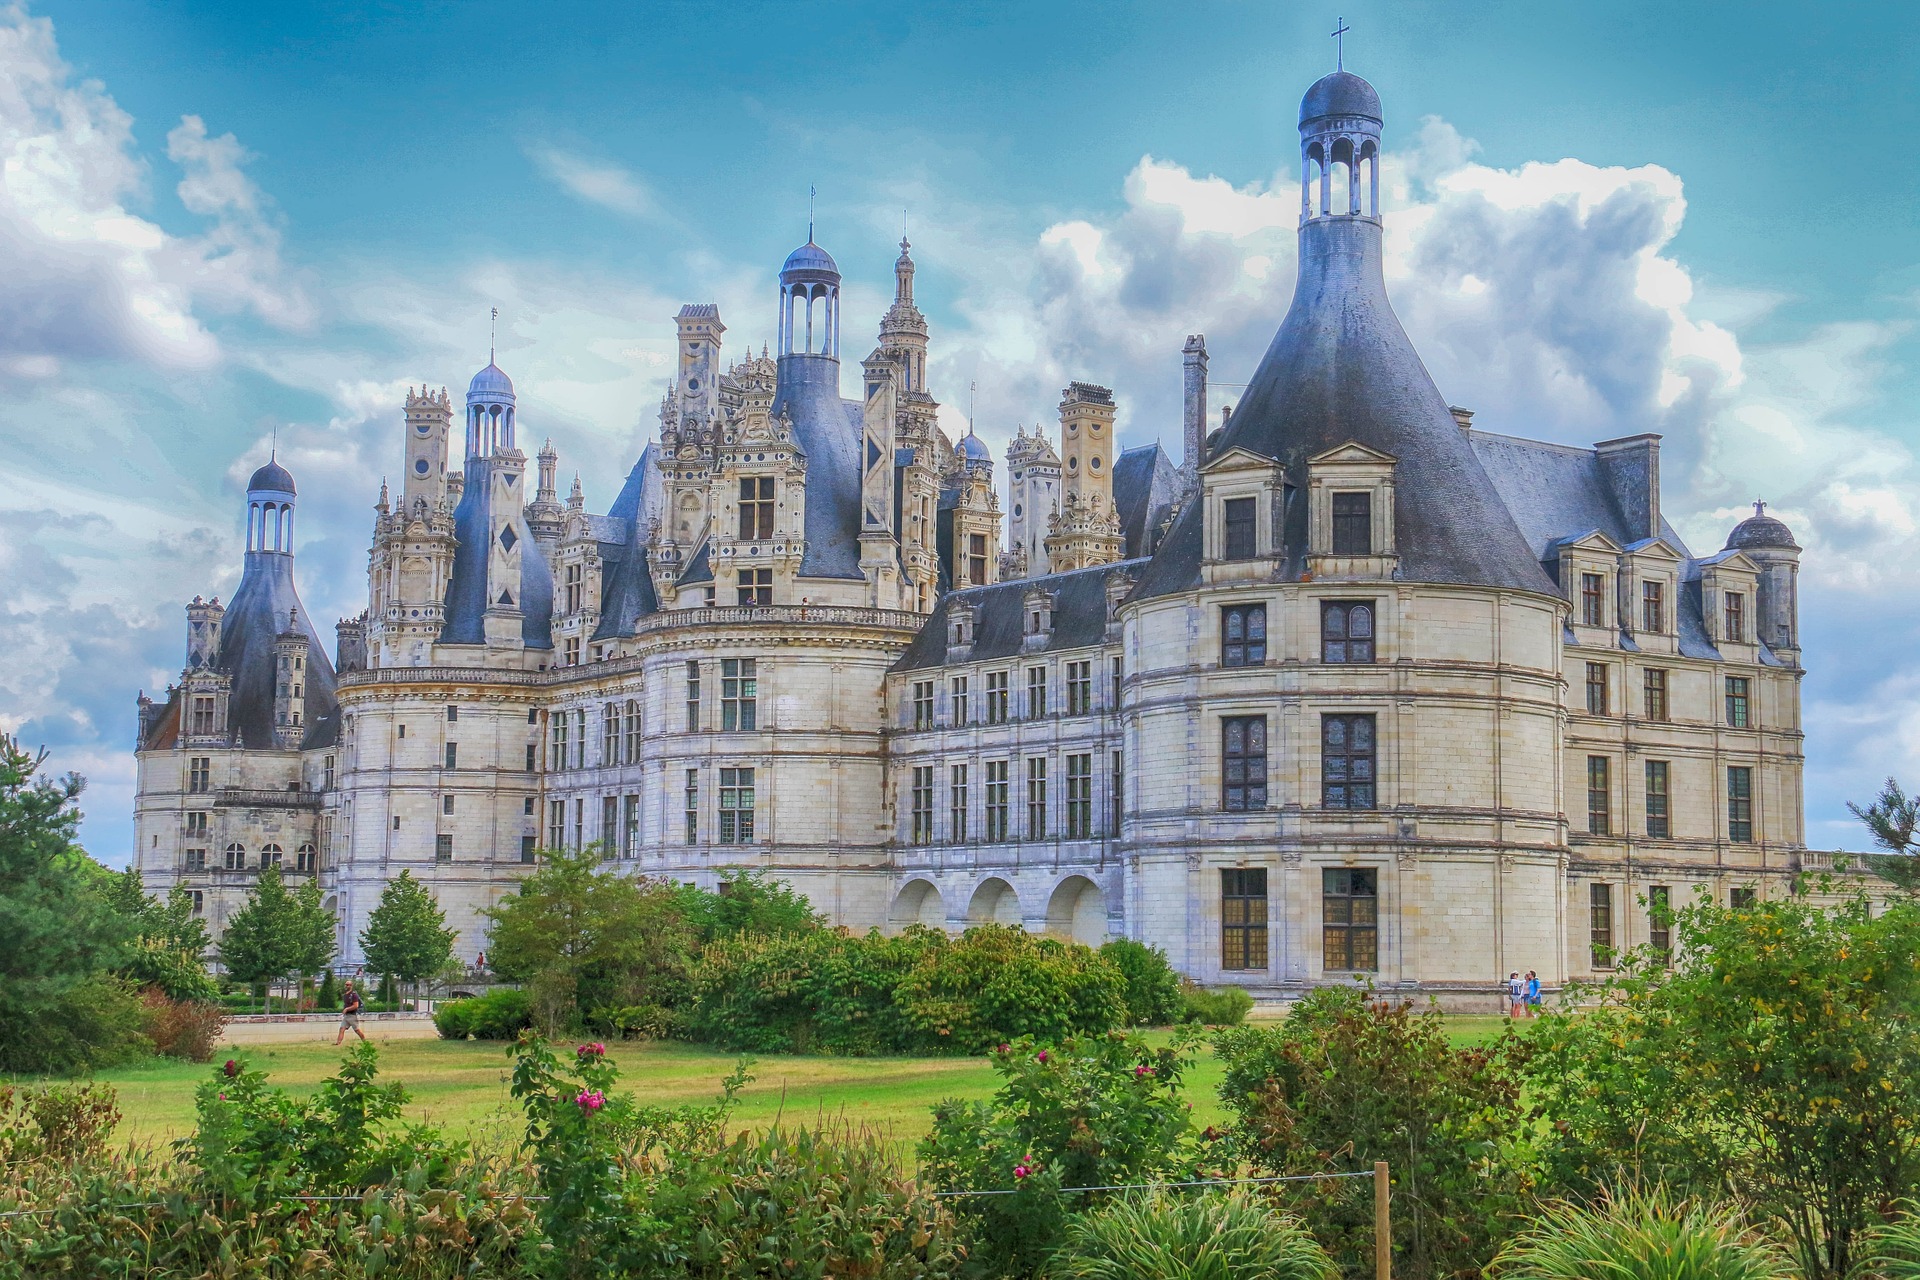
[721,658,758,730]
[684,769,699,843]
[1110,656,1123,709]
[1586,756,1611,836]
[717,767,755,844]
[188,888,204,915]
[564,563,583,613]
[736,568,772,606]
[188,757,211,793]
[1222,716,1268,812]
[548,800,565,849]
[1221,603,1267,667]
[445,742,458,769]
[1727,766,1754,842]
[1648,884,1673,966]
[951,675,970,726]
[1065,753,1093,838]
[1331,492,1373,555]
[1026,757,1048,841]
[1644,668,1669,721]
[686,661,701,732]
[1645,760,1671,838]
[1111,749,1124,835]
[912,680,935,730]
[738,476,775,540]
[1321,714,1377,810]
[967,532,988,585]
[573,710,586,768]
[624,700,641,763]
[601,795,618,849]
[949,764,968,843]
[323,755,334,788]
[1725,676,1750,729]
[573,797,584,849]
[1066,661,1092,716]
[985,761,1010,841]
[185,810,209,837]
[1223,497,1257,560]
[1724,592,1745,643]
[1642,581,1665,633]
[521,835,537,864]
[603,703,620,763]
[443,794,456,815]
[552,714,570,767]
[191,696,217,735]
[985,671,1009,724]
[1322,868,1378,972]
[1580,572,1605,627]
[434,834,453,863]
[526,743,537,772]
[623,794,640,858]
[910,766,934,845]
[1585,662,1609,716]
[1222,868,1269,971]
[1026,666,1048,720]
[1321,601,1375,664]
[1590,883,1615,969]
[564,637,581,667]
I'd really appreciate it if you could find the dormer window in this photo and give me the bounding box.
[1022,589,1055,644]
[1641,581,1665,634]
[1724,592,1745,643]
[1331,493,1371,554]
[738,477,774,540]
[1223,498,1257,560]
[1580,573,1605,626]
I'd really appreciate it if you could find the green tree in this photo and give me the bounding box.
[218,864,337,1009]
[1523,892,1920,1280]
[1851,776,1920,893]
[483,844,694,1033]
[109,868,217,1000]
[669,868,820,942]
[359,870,457,985]
[0,734,146,1073]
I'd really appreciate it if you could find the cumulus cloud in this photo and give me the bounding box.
[528,145,658,219]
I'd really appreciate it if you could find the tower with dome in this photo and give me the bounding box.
[133,64,1831,1003]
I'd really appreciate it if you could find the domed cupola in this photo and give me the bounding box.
[1726,500,1800,552]
[778,232,841,360]
[246,455,298,554]
[465,360,517,458]
[1299,69,1382,222]
[958,428,993,473]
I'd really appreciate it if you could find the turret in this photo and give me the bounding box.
[1046,382,1124,571]
[951,430,1001,588]
[272,610,310,749]
[403,386,452,509]
[879,238,930,394]
[1725,501,1802,657]
[246,457,298,555]
[335,614,367,674]
[1005,425,1061,578]
[525,439,564,543]
[675,304,725,424]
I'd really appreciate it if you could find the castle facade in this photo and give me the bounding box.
[133,68,1813,1001]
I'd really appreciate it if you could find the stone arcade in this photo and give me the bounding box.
[134,67,1812,1002]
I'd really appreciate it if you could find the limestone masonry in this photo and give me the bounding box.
[134,67,1817,1002]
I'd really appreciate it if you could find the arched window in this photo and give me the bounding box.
[224,843,246,871]
[260,844,283,869]
[296,842,318,873]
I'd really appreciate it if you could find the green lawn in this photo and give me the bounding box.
[91,1015,1517,1155]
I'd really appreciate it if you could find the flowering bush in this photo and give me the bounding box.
[920,1030,1203,1277]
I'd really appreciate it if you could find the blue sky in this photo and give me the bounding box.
[1,0,1916,857]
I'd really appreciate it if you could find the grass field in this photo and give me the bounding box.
[88,1015,1514,1155]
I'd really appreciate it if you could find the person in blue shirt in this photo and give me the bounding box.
[1524,970,1542,1016]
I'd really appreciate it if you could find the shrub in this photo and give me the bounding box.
[1100,939,1185,1026]
[1864,1203,1920,1279]
[433,986,532,1040]
[1491,1191,1794,1280]
[920,1031,1202,1277]
[894,925,1129,1053]
[0,1081,120,1166]
[1049,1189,1336,1280]
[684,927,935,1055]
[138,988,227,1061]
[671,867,823,941]
[121,937,218,1003]
[1214,987,1532,1278]
[316,968,340,1011]
[1178,981,1253,1026]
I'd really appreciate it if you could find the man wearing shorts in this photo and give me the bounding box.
[335,980,367,1045]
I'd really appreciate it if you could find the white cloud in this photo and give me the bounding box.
[527,145,657,219]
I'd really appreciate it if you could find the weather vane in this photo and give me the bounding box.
[1332,16,1350,70]
[490,307,498,363]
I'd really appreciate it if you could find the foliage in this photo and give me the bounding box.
[684,926,936,1054]
[215,863,337,996]
[1864,1202,1920,1279]
[359,868,459,983]
[1178,981,1254,1026]
[1520,892,1920,1280]
[483,844,695,1033]
[137,987,227,1061]
[671,867,823,942]
[1850,776,1920,892]
[435,986,535,1040]
[1100,939,1186,1026]
[120,936,219,1003]
[1490,1190,1794,1280]
[894,925,1130,1054]
[1049,1189,1337,1280]
[316,966,339,1010]
[920,1031,1202,1277]
[1214,986,1532,1279]
[0,735,148,1074]
[0,1082,121,1167]
[183,1042,464,1206]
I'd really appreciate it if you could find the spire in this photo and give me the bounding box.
[894,237,915,306]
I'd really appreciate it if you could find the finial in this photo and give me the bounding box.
[808,184,815,242]
[270,423,278,462]
[1754,498,1767,517]
[969,379,977,432]
[490,306,498,363]
[1332,16,1350,70]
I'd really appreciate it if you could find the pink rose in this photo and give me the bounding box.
[997,1043,1010,1055]
[224,1059,239,1077]
[217,1093,226,1101]
[1134,1064,1155,1077]
[575,1089,606,1112]
[1036,1050,1049,1063]
[1013,1163,1032,1180]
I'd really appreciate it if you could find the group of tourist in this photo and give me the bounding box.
[1506,970,1542,1018]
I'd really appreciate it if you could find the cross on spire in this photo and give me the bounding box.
[1332,16,1350,70]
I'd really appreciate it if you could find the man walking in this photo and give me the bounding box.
[335,979,367,1045]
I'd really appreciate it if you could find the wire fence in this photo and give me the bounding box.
[931,1169,1378,1197]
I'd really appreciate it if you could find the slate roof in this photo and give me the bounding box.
[439,457,554,648]
[1113,443,1181,559]
[773,354,865,581]
[1468,431,1693,562]
[592,442,665,640]
[894,558,1146,672]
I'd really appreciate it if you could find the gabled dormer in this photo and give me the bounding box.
[946,597,978,662]
[1620,537,1684,657]
[1697,549,1761,659]
[1305,441,1397,581]
[1200,446,1283,586]
[1022,586,1056,650]
[1546,530,1624,645]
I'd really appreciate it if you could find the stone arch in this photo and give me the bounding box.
[967,876,1023,928]
[888,878,947,932]
[1044,875,1106,946]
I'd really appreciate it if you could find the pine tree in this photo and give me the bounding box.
[359,870,457,985]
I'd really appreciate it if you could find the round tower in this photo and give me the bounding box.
[466,361,516,459]
[1726,500,1802,655]
[246,458,298,555]
[1299,70,1381,223]
[777,239,840,359]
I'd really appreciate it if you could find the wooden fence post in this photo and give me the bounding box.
[1374,1160,1391,1280]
